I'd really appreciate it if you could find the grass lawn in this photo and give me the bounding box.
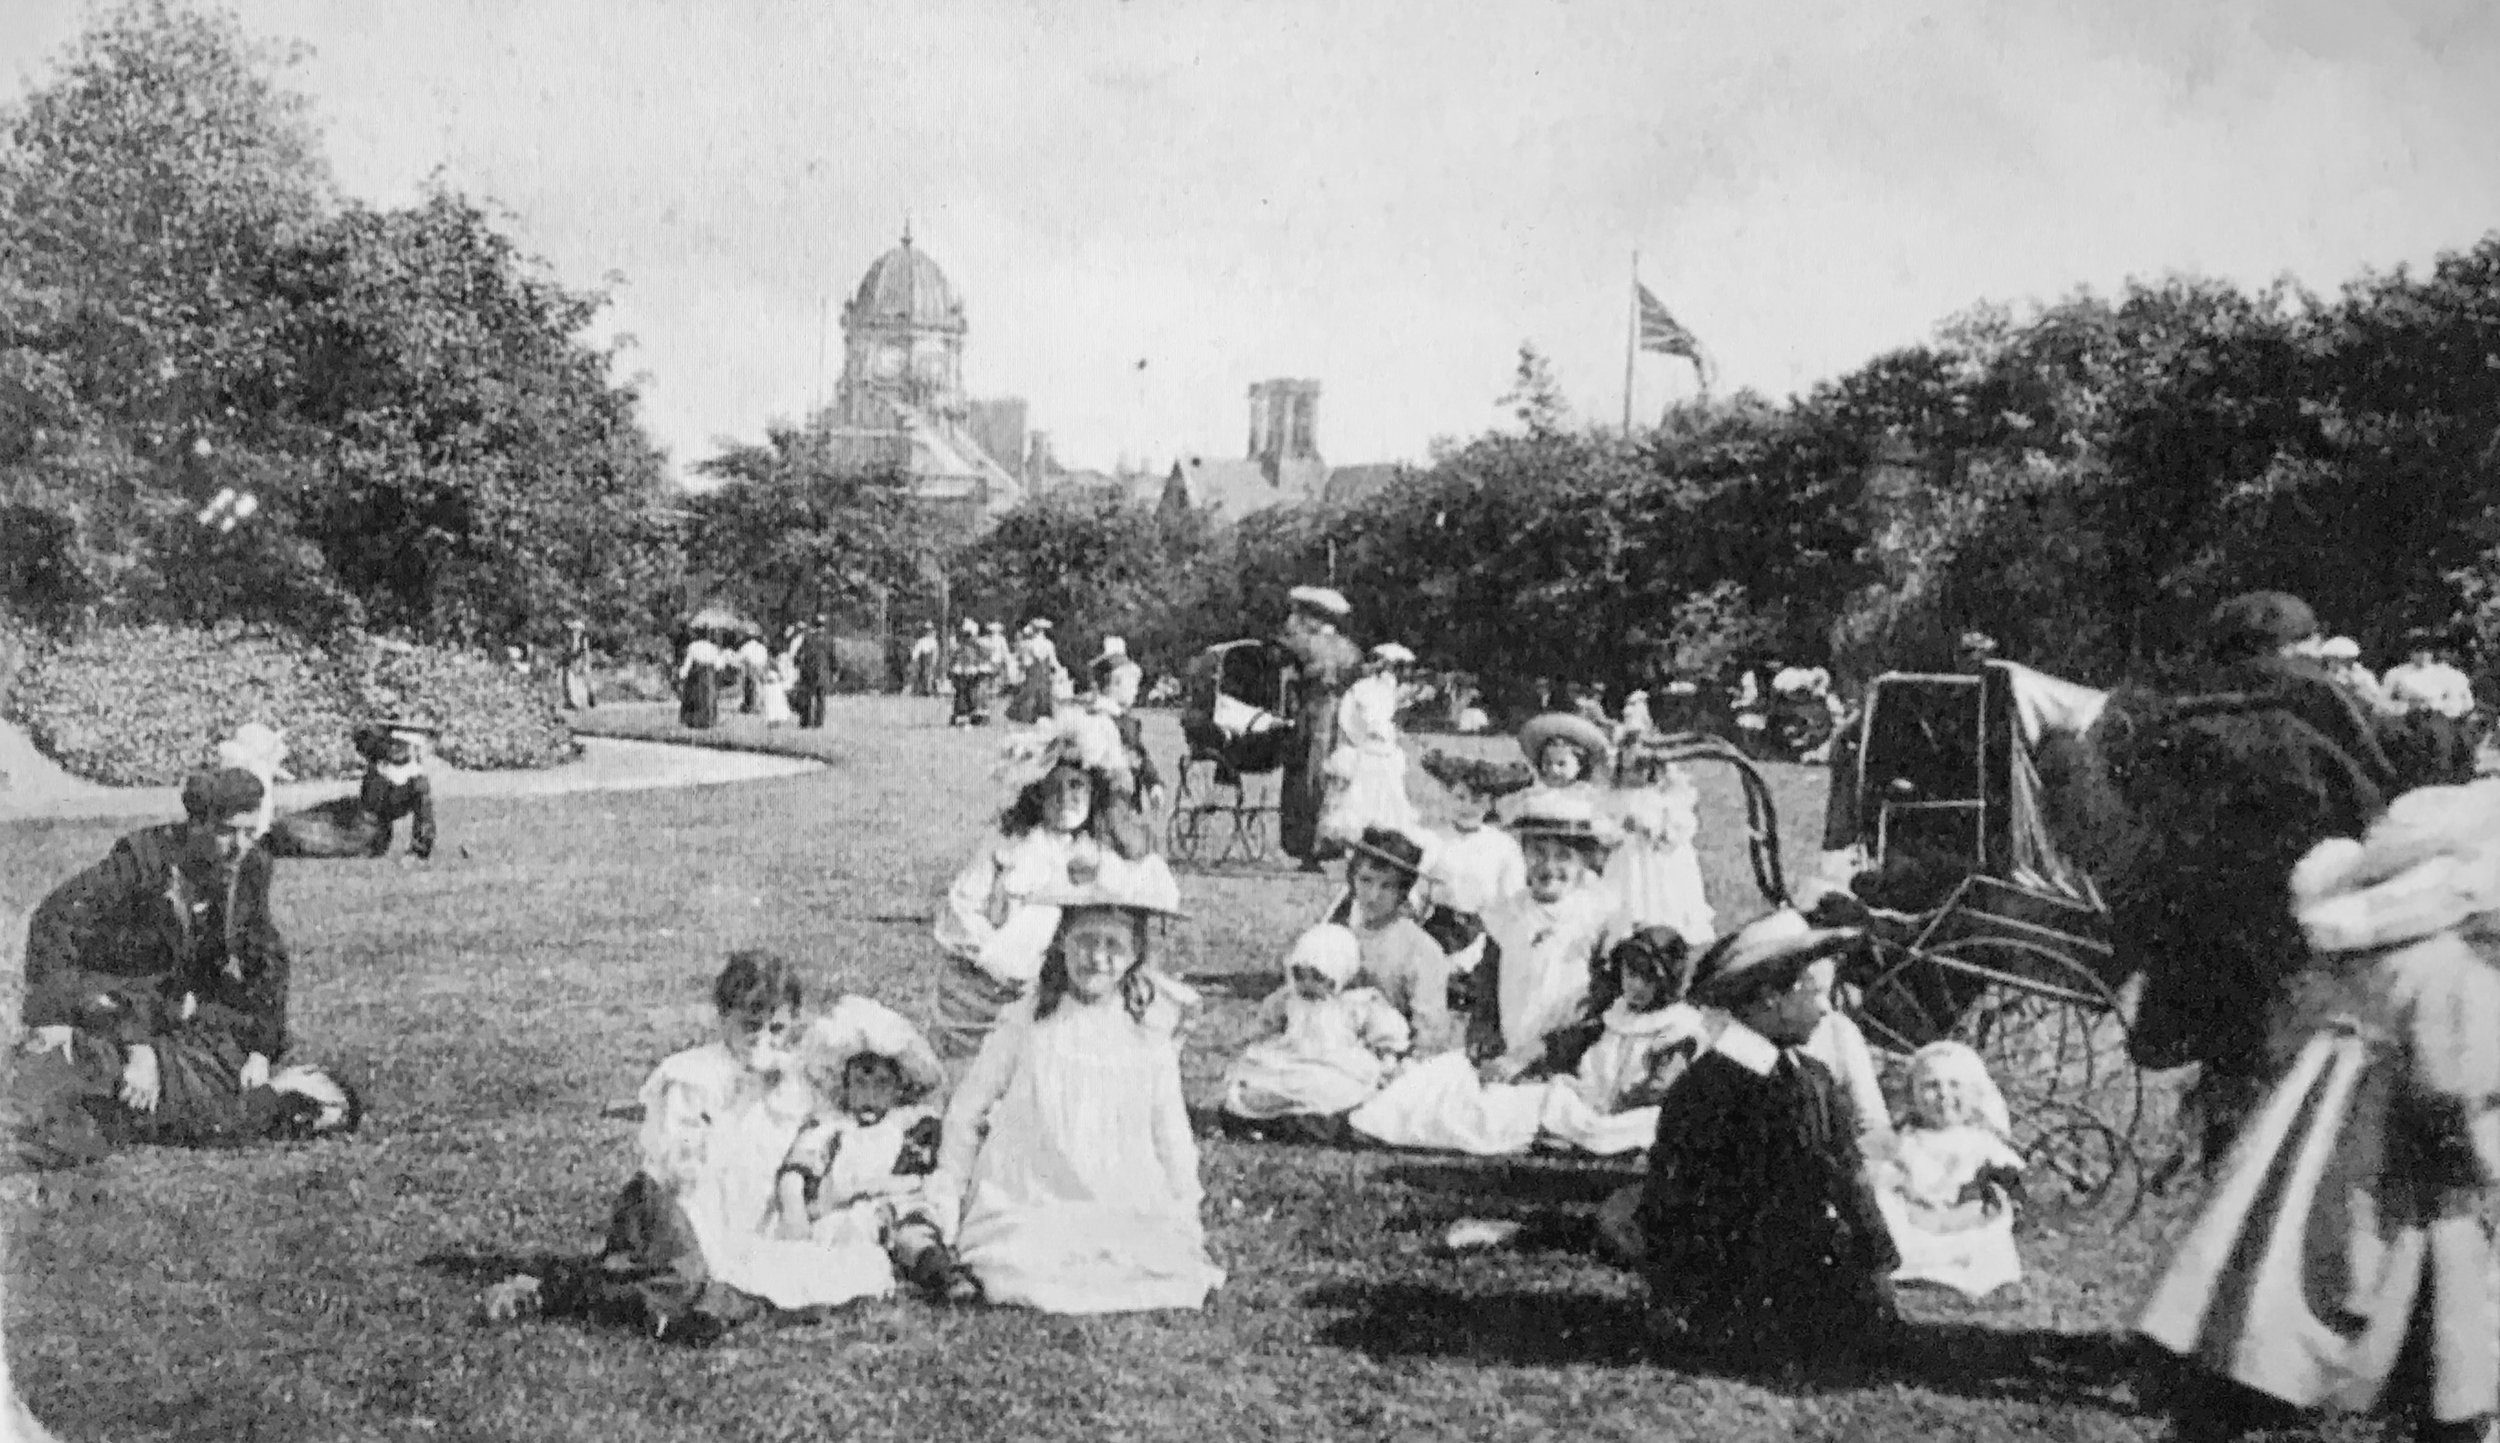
[1,698,2379,1441]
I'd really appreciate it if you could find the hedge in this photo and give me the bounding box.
[10,624,576,786]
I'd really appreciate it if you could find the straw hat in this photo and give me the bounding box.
[994,711,1132,791]
[796,1002,947,1103]
[1507,791,1622,854]
[2319,635,2362,662]
[1686,909,1860,1009]
[1025,851,1187,918]
[1371,642,1416,665]
[1518,712,1612,773]
[1343,825,1429,880]
[1287,585,1352,619]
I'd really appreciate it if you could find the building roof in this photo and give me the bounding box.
[1321,462,1414,509]
[846,229,965,335]
[1163,456,1330,519]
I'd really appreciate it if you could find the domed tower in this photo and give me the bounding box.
[831,225,969,428]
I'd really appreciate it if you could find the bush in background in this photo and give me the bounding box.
[9,625,574,785]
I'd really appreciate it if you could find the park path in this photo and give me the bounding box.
[0,718,818,824]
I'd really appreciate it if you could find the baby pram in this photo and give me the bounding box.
[1168,639,1295,864]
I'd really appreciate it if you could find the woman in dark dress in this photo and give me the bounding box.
[14,770,359,1168]
[266,720,438,861]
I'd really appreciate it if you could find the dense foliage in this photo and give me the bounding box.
[680,426,945,640]
[963,259,2500,704]
[0,2,680,653]
[10,624,573,785]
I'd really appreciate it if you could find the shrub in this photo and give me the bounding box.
[12,625,575,785]
[830,636,887,693]
[337,638,577,772]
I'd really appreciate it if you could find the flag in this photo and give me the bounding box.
[1636,284,1714,387]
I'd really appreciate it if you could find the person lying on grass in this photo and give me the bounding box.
[481,952,923,1340]
[1349,926,1708,1159]
[773,1010,973,1300]
[1636,910,1900,1368]
[265,719,438,862]
[1218,924,1412,1142]
[921,863,1225,1314]
[14,768,362,1169]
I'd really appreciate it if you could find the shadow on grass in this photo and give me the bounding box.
[1181,969,1277,1002]
[1381,1158,1641,1207]
[1310,1278,2154,1416]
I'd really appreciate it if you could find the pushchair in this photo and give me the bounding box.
[1168,639,1296,864]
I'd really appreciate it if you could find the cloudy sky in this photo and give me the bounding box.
[9,0,2497,479]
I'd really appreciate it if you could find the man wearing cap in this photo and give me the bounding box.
[1275,586,1364,871]
[17,768,292,1160]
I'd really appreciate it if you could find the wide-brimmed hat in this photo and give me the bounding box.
[1371,642,1416,665]
[1285,923,1362,987]
[795,1004,947,1102]
[1024,618,1054,634]
[373,716,442,738]
[959,618,979,636]
[1344,825,1429,880]
[2319,635,2362,661]
[1093,636,1131,669]
[995,711,1131,791]
[1687,909,1860,1010]
[1508,791,1622,853]
[1026,851,1187,919]
[1518,712,1611,773]
[2208,591,2320,661]
[1287,585,1351,619]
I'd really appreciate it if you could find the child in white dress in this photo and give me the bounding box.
[1220,924,1412,1130]
[774,1002,960,1294]
[1604,749,1715,945]
[480,952,900,1339]
[1320,643,1420,845]
[926,867,1225,1314]
[1873,1040,2026,1298]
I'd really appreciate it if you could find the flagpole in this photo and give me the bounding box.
[1622,249,1638,438]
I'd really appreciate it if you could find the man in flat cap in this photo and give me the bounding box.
[16,767,296,1161]
[1276,586,1363,871]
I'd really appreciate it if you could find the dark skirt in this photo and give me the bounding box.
[679,666,718,729]
[13,1028,298,1169]
[268,797,390,859]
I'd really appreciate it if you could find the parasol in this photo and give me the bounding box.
[684,603,760,638]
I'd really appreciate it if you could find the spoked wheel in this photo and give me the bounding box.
[1233,772,1274,862]
[1166,759,1213,865]
[1855,936,2143,1217]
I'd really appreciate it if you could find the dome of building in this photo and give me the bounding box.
[846,228,965,333]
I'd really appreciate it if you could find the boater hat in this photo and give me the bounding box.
[1686,908,1861,1010]
[1507,791,1622,854]
[1025,851,1187,919]
[1343,825,1429,880]
[1518,712,1612,773]
[1371,642,1417,665]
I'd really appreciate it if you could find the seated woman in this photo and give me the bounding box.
[266,719,437,861]
[1321,828,1461,1055]
[1872,1041,2026,1299]
[1219,924,1412,1140]
[1346,794,1625,1153]
[931,712,1165,1063]
[13,770,359,1169]
[923,865,1224,1314]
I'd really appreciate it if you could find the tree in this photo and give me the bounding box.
[682,425,942,637]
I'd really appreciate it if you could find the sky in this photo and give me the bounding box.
[7,0,2498,482]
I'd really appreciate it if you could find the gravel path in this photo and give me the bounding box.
[0,720,819,823]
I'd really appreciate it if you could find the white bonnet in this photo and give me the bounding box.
[1907,1040,2012,1138]
[1284,923,1362,988]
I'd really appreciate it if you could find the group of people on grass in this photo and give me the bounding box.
[14,579,2500,1442]
[676,618,843,731]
